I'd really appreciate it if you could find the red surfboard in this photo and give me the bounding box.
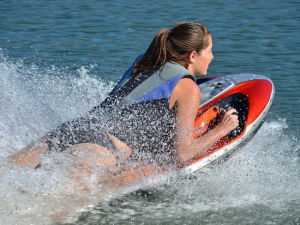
[109,74,274,184]
[183,73,274,173]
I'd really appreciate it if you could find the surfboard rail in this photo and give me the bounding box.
[183,74,275,173]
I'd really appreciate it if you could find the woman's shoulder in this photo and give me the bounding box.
[175,77,200,100]
[178,77,199,91]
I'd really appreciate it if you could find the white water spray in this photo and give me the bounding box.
[0,53,299,225]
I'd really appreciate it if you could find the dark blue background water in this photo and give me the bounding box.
[0,0,299,224]
[1,0,300,129]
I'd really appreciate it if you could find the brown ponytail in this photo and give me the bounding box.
[132,22,210,76]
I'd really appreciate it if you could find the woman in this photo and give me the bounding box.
[9,22,238,174]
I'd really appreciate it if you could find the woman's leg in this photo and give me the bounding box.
[68,143,117,170]
[66,143,118,193]
[107,133,132,161]
[66,141,160,192]
[8,130,133,169]
[9,138,50,169]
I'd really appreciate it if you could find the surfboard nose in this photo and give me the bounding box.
[237,79,274,126]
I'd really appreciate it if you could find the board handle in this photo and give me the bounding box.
[194,106,220,138]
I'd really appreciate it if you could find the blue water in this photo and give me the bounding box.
[0,0,299,224]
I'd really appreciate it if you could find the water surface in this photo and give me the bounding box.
[0,0,299,224]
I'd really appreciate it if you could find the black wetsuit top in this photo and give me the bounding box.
[45,62,194,164]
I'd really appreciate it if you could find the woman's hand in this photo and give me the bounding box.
[217,108,239,137]
[171,78,240,165]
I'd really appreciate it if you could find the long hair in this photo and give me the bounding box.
[132,22,210,76]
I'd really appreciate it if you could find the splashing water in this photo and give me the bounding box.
[0,53,299,225]
[0,51,113,156]
[0,53,116,224]
[75,120,299,225]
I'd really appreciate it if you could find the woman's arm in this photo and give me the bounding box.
[170,78,239,165]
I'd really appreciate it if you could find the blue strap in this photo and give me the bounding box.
[111,54,143,94]
[135,74,184,103]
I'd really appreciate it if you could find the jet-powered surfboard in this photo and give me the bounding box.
[183,73,274,173]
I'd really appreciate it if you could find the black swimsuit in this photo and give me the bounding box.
[44,63,195,165]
